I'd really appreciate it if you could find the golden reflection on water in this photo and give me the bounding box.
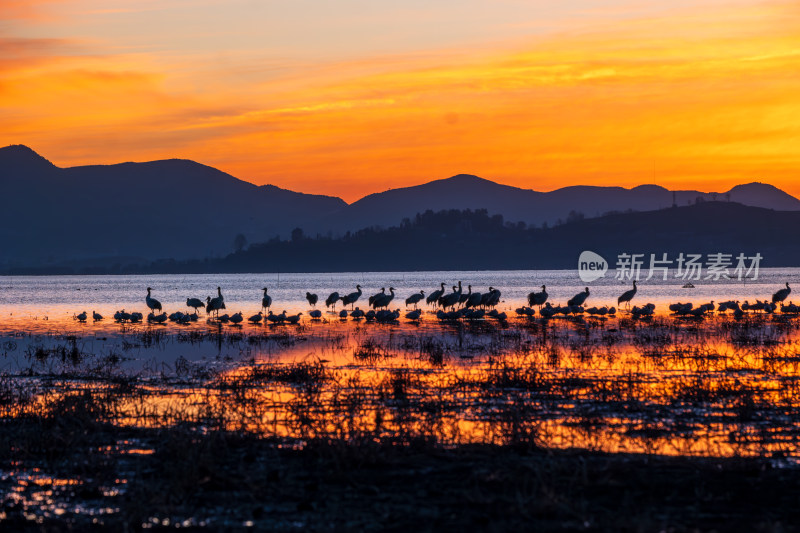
[4,312,800,460]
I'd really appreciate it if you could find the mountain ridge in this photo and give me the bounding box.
[3,144,799,266]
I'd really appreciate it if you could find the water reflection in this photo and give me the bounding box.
[3,313,800,459]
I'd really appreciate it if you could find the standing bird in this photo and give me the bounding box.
[440,282,463,310]
[76,311,88,322]
[145,287,162,314]
[527,285,548,308]
[341,285,363,309]
[206,287,225,316]
[229,312,244,325]
[248,312,263,324]
[567,287,590,307]
[92,311,103,321]
[261,288,273,313]
[372,287,396,309]
[459,285,472,305]
[773,282,792,304]
[368,288,386,307]
[405,290,425,309]
[465,288,483,309]
[325,291,340,311]
[186,298,205,313]
[617,281,637,310]
[427,283,446,307]
[481,287,501,309]
[305,292,318,307]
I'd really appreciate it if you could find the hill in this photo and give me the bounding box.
[14,202,800,274]
[3,145,799,268]
[313,174,800,234]
[0,145,345,265]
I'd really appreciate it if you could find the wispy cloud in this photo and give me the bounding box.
[2,1,799,202]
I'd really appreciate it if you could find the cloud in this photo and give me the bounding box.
[2,1,799,202]
[0,0,65,21]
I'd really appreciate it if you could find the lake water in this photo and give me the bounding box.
[2,269,800,465]
[0,268,793,332]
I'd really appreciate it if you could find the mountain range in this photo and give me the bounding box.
[2,144,799,267]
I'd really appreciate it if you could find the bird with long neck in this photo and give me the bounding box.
[368,287,385,307]
[206,287,225,316]
[261,288,272,313]
[427,283,446,307]
[405,290,425,309]
[773,282,791,304]
[459,284,472,305]
[440,281,463,310]
[373,287,395,309]
[480,287,496,308]
[145,287,162,314]
[465,287,483,309]
[617,281,637,309]
[341,284,363,309]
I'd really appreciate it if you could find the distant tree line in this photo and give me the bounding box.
[6,202,800,274]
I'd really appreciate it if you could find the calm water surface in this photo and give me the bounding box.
[0,268,793,331]
[2,269,800,461]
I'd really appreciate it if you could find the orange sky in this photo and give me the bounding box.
[1,0,799,202]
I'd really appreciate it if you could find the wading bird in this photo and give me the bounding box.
[440,282,463,310]
[465,288,483,309]
[186,298,205,313]
[145,287,162,314]
[773,283,791,304]
[92,311,103,321]
[617,281,637,309]
[527,285,548,308]
[568,287,590,307]
[372,287,395,309]
[368,288,385,307]
[206,287,225,316]
[325,292,340,311]
[261,288,272,313]
[427,283,446,307]
[341,285,362,309]
[306,292,318,307]
[405,290,425,308]
[459,285,472,305]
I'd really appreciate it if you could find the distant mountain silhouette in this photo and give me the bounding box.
[313,174,800,234]
[11,202,800,274]
[3,145,800,268]
[0,145,345,265]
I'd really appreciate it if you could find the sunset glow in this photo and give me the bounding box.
[2,0,799,201]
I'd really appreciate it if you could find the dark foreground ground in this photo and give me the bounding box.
[2,403,798,533]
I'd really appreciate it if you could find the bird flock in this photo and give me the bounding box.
[73,282,795,325]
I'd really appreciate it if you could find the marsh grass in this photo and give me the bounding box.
[4,314,800,529]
